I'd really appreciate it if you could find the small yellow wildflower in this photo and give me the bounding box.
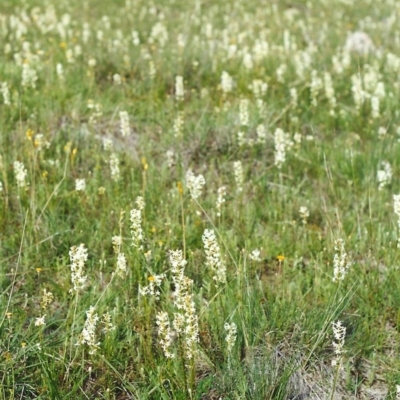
[26,129,34,141]
[177,181,183,195]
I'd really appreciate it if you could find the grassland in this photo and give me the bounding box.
[1,0,400,398]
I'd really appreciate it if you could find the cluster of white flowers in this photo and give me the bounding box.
[324,72,336,116]
[221,71,234,96]
[157,250,199,362]
[274,128,293,169]
[249,249,262,262]
[69,244,88,292]
[393,194,400,248]
[173,111,185,138]
[113,73,122,85]
[166,149,175,168]
[309,70,322,107]
[224,322,237,353]
[175,75,184,101]
[130,197,144,249]
[116,253,127,277]
[119,111,130,137]
[186,169,205,200]
[239,98,249,127]
[332,239,352,282]
[377,161,392,190]
[202,229,226,284]
[56,63,64,82]
[331,320,346,367]
[112,235,122,254]
[13,161,28,188]
[233,161,243,192]
[21,63,38,89]
[101,312,115,336]
[39,288,54,318]
[248,79,267,98]
[77,306,100,354]
[345,31,374,55]
[290,87,298,108]
[35,315,46,327]
[216,186,226,217]
[88,101,102,125]
[109,153,120,182]
[139,273,165,299]
[156,311,175,358]
[299,206,309,225]
[256,124,267,144]
[1,82,10,106]
[75,178,86,191]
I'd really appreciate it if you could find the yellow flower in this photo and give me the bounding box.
[277,255,285,262]
[177,181,183,195]
[26,128,34,141]
[148,276,155,282]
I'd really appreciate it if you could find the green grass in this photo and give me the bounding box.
[1,0,400,398]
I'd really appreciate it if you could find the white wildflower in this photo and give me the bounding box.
[221,71,234,96]
[113,73,122,85]
[119,111,130,137]
[101,312,115,336]
[310,70,322,107]
[69,244,88,292]
[216,186,226,217]
[256,124,267,144]
[14,161,28,188]
[21,63,38,89]
[249,79,267,98]
[130,198,144,249]
[274,128,293,169]
[173,111,184,138]
[1,82,11,105]
[35,315,46,327]
[75,178,86,191]
[371,95,380,119]
[40,289,54,310]
[186,169,205,200]
[77,306,100,354]
[299,206,309,225]
[56,63,64,82]
[109,153,120,182]
[166,150,175,168]
[331,320,346,366]
[332,239,351,282]
[224,322,237,352]
[116,252,127,277]
[156,311,175,358]
[345,31,374,55]
[377,161,392,190]
[202,229,226,284]
[249,249,262,262]
[233,161,243,192]
[393,194,400,248]
[139,274,165,299]
[175,75,184,101]
[290,87,298,108]
[239,98,249,126]
[324,72,336,115]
